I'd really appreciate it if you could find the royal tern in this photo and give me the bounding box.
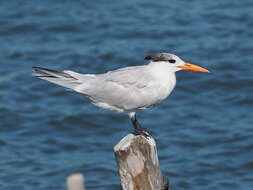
[33,53,209,136]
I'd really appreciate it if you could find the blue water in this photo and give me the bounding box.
[1,0,253,189]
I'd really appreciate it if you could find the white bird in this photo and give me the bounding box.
[33,53,209,136]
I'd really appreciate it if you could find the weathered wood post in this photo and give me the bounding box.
[67,173,85,190]
[114,134,170,190]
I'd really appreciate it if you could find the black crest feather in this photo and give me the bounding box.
[144,53,173,62]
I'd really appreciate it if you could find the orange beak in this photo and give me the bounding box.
[177,62,210,73]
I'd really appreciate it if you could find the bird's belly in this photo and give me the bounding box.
[146,85,173,107]
[88,73,176,113]
[146,76,176,108]
[90,85,173,113]
[128,81,176,111]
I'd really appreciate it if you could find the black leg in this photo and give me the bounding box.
[129,113,151,137]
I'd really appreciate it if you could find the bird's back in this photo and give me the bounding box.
[74,65,176,113]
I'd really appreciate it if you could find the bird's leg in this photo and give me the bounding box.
[129,113,151,137]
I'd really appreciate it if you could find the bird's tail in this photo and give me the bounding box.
[32,66,82,90]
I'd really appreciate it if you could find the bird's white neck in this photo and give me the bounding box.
[148,61,181,72]
[148,61,177,77]
[148,61,176,88]
[145,61,177,103]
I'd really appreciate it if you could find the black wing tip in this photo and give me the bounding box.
[32,66,77,80]
[32,66,58,73]
[32,66,45,72]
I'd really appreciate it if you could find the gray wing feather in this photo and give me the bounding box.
[83,66,158,111]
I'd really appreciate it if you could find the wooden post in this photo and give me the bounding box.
[67,173,85,190]
[114,134,170,190]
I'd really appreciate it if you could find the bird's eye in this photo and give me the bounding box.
[168,59,176,64]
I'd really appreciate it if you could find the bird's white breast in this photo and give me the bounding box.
[148,63,176,104]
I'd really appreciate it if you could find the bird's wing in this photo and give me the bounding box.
[103,66,152,88]
[83,66,160,111]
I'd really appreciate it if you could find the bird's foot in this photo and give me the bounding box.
[161,177,170,190]
[133,127,151,138]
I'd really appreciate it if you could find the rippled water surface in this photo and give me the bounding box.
[1,0,253,189]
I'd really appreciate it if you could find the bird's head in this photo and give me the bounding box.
[145,53,209,73]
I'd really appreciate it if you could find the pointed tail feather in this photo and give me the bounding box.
[32,66,81,90]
